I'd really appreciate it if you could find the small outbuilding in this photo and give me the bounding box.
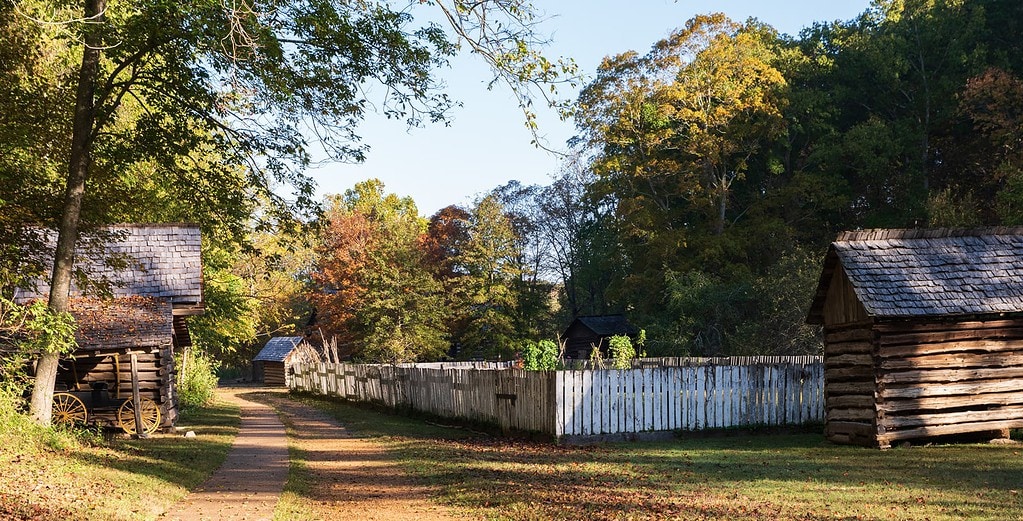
[561,315,639,360]
[15,224,204,432]
[807,227,1023,448]
[253,336,306,386]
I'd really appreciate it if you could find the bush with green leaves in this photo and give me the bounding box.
[176,348,219,408]
[608,335,635,369]
[521,339,559,370]
[0,296,77,401]
[0,297,91,451]
[0,297,77,358]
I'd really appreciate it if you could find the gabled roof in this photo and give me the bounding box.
[71,296,173,351]
[253,336,305,362]
[14,224,203,312]
[566,315,638,337]
[807,228,1023,324]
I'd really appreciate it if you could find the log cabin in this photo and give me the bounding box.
[253,336,305,386]
[561,315,639,360]
[15,224,203,431]
[807,227,1023,448]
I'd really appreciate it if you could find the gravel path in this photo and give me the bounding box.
[161,387,289,521]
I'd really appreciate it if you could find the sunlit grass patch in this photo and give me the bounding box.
[0,397,239,520]
[296,393,1023,521]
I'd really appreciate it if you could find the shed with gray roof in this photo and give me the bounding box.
[807,227,1023,448]
[253,337,306,386]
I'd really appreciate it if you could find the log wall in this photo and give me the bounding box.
[873,318,1023,448]
[261,361,287,387]
[823,323,878,446]
[58,347,178,429]
[824,317,1023,448]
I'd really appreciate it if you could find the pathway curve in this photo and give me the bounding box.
[161,387,289,521]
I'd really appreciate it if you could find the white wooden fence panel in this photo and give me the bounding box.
[561,371,571,435]
[696,365,706,430]
[652,368,663,432]
[624,369,636,433]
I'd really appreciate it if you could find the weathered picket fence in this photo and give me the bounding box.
[290,362,557,433]
[555,363,824,438]
[289,357,824,441]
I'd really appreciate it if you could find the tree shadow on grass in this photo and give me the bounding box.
[65,401,240,491]
[284,392,1023,520]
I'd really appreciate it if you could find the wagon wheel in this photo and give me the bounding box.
[117,397,161,435]
[52,392,88,427]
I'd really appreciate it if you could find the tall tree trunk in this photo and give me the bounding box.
[29,0,106,425]
[716,181,727,236]
[714,167,728,236]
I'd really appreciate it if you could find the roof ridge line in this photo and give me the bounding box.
[836,227,1023,242]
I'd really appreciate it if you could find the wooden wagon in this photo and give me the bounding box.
[52,379,161,435]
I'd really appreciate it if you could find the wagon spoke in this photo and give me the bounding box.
[117,398,162,435]
[52,393,88,426]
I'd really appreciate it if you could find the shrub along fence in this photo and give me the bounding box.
[289,357,824,442]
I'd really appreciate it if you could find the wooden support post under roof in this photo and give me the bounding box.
[130,352,146,439]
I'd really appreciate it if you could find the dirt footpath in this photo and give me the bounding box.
[162,387,289,521]
[255,390,460,521]
[162,387,460,521]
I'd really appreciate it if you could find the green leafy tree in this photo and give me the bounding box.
[536,158,624,320]
[793,0,987,227]
[185,246,259,363]
[487,182,557,342]
[210,229,315,370]
[0,297,77,397]
[3,0,574,424]
[574,14,792,349]
[456,195,524,360]
[311,180,449,363]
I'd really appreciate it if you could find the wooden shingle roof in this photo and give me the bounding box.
[807,228,1023,323]
[568,315,638,337]
[70,296,173,351]
[14,224,203,312]
[253,337,305,362]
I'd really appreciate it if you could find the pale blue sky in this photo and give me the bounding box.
[307,1,873,216]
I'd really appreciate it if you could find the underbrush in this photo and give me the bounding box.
[176,348,220,407]
[0,388,101,455]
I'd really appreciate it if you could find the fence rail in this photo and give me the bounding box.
[289,357,824,441]
[565,355,824,370]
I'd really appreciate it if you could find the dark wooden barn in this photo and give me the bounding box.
[16,224,203,432]
[561,315,639,360]
[807,228,1023,448]
[253,336,305,386]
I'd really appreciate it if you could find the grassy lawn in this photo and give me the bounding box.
[293,393,1023,521]
[0,400,239,520]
